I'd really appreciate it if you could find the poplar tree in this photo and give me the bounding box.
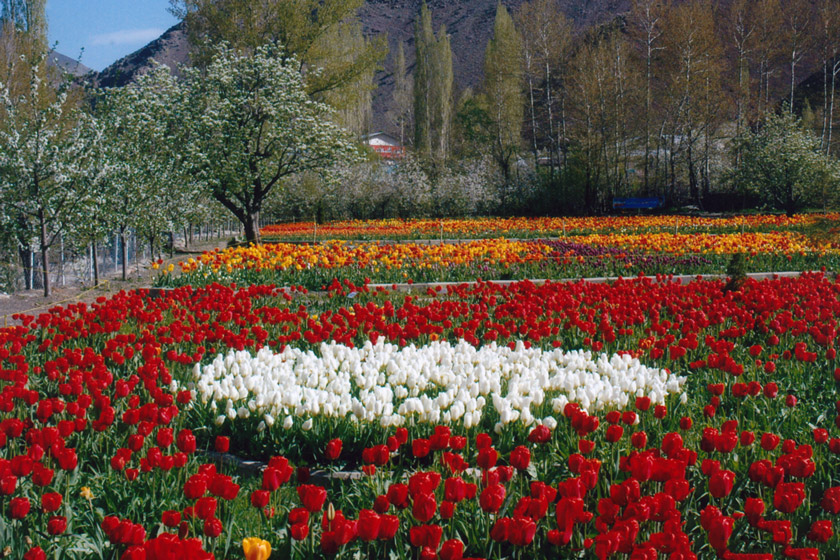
[1,0,45,44]
[413,1,453,166]
[413,2,435,158]
[431,27,454,163]
[387,42,413,147]
[169,0,387,107]
[484,2,523,189]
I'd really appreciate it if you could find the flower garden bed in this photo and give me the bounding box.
[258,214,838,241]
[2,270,840,559]
[158,231,840,290]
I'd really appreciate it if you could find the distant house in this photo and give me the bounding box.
[363,132,406,160]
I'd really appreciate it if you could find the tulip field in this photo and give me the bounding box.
[160,214,840,289]
[2,216,840,559]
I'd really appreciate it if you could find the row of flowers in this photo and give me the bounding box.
[258,214,837,240]
[159,233,840,289]
[189,340,686,431]
[1,274,839,558]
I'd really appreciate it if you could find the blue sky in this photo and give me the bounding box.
[47,1,179,71]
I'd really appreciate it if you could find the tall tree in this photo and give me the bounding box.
[515,0,573,172]
[1,0,45,44]
[431,26,454,164]
[568,29,640,211]
[169,0,387,102]
[722,0,756,161]
[629,0,668,195]
[752,0,783,117]
[413,2,434,158]
[816,0,840,154]
[0,60,101,296]
[315,20,375,135]
[172,45,360,242]
[413,2,453,166]
[484,2,524,197]
[387,42,413,147]
[661,0,724,206]
[780,0,814,114]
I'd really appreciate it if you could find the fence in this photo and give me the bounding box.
[0,221,242,295]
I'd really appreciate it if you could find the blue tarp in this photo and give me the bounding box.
[612,197,664,209]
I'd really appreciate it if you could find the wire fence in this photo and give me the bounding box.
[0,222,242,296]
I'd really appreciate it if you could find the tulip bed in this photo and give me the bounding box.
[258,214,838,241]
[2,272,840,559]
[159,232,840,290]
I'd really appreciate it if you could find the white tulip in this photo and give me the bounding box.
[189,339,685,432]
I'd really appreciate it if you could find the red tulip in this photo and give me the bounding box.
[606,424,623,442]
[203,517,223,538]
[412,438,431,458]
[806,520,833,543]
[439,539,464,560]
[22,548,46,560]
[9,496,30,519]
[297,485,328,512]
[709,470,735,498]
[378,514,399,539]
[357,509,382,541]
[510,446,530,470]
[214,436,230,453]
[387,483,409,508]
[41,492,62,512]
[47,516,67,535]
[480,484,506,513]
[412,492,437,522]
[162,510,181,527]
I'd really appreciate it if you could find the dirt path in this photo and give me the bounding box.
[0,237,233,325]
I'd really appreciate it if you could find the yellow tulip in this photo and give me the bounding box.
[242,537,271,560]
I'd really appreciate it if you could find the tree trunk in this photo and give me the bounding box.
[39,210,50,298]
[828,61,839,155]
[18,246,32,290]
[92,242,99,287]
[527,72,539,164]
[243,211,261,243]
[120,227,128,281]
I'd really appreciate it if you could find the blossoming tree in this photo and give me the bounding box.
[0,60,102,296]
[173,44,361,243]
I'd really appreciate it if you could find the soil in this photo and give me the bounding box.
[0,236,233,326]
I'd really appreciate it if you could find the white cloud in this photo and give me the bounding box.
[90,28,162,47]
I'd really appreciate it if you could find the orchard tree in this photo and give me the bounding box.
[733,112,839,216]
[0,61,102,296]
[99,65,203,278]
[177,45,360,242]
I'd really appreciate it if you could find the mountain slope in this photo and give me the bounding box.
[95,1,633,132]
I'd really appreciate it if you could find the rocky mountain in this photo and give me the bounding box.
[47,50,91,77]
[92,0,829,136]
[95,1,632,132]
